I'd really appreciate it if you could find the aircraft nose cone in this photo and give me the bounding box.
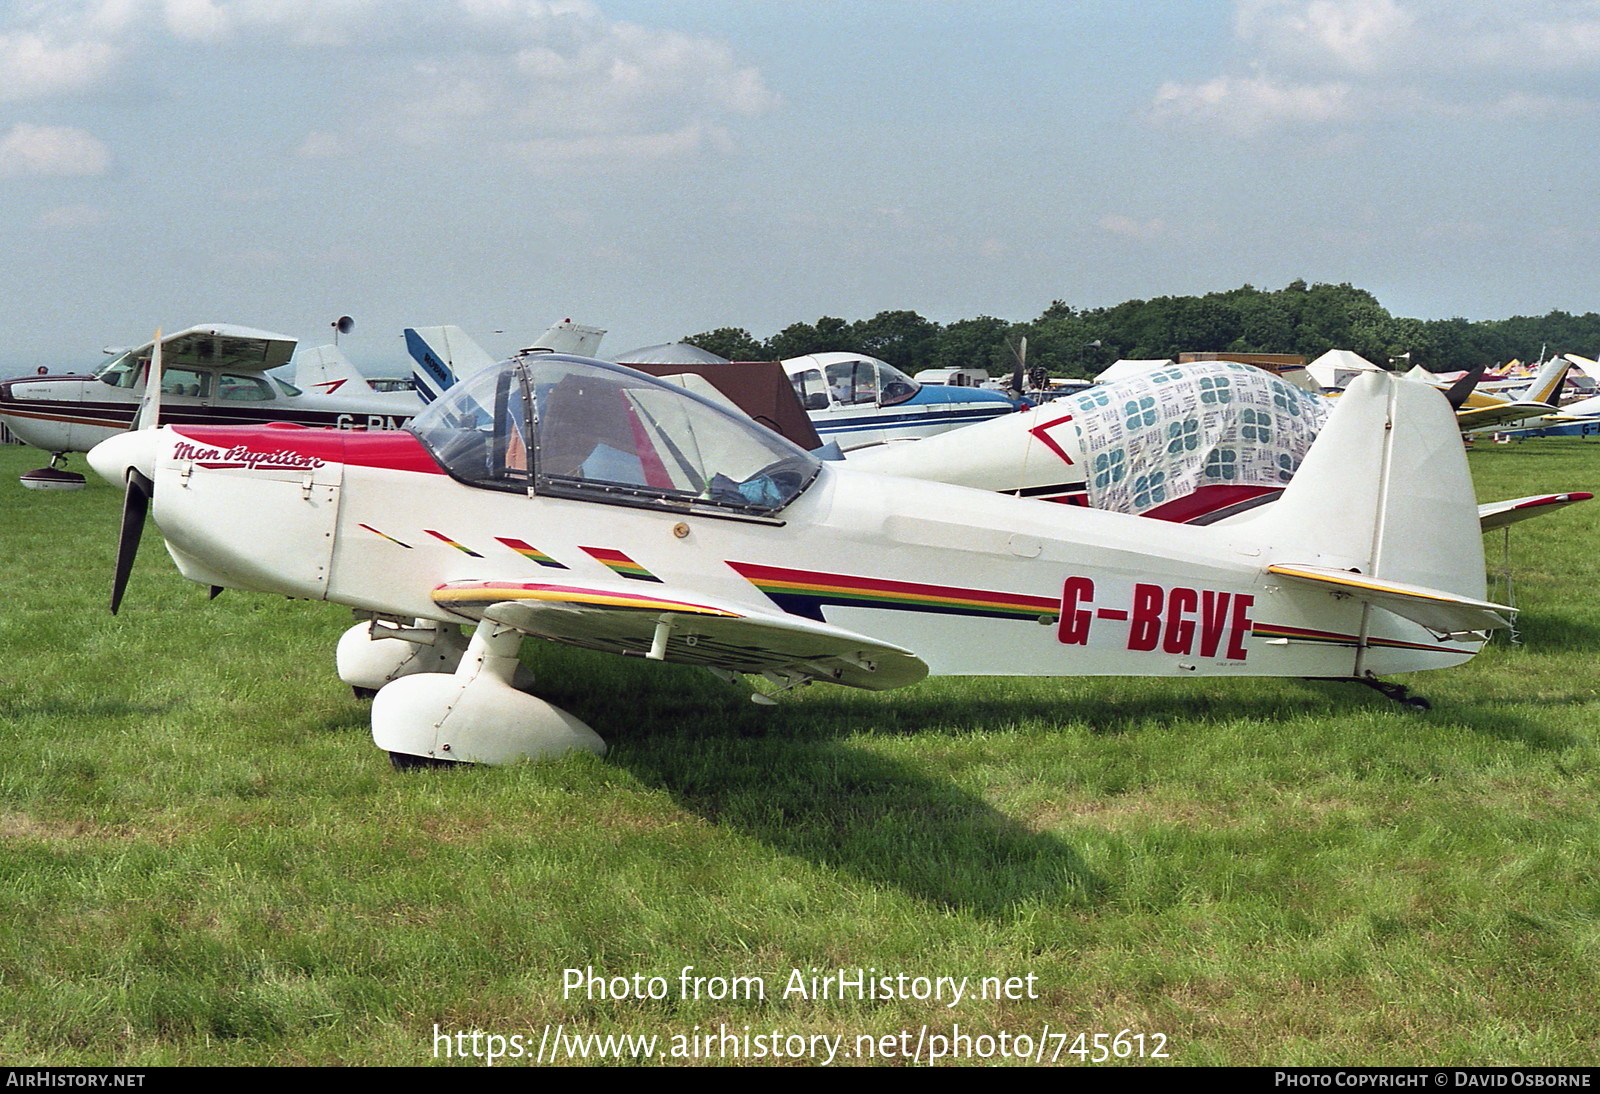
[87,428,162,487]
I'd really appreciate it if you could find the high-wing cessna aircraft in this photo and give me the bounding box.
[90,352,1512,767]
[0,325,421,487]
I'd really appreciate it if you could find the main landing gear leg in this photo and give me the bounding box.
[370,603,606,767]
[1312,675,1432,711]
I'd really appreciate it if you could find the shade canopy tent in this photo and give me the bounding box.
[1095,359,1176,384]
[1307,349,1383,390]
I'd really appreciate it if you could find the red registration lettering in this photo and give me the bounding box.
[1128,583,1164,652]
[1198,590,1230,657]
[1162,586,1198,654]
[1227,594,1254,660]
[1058,577,1094,645]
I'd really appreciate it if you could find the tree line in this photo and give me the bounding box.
[684,281,1600,379]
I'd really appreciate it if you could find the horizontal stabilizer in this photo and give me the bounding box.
[1266,564,1514,637]
[432,578,928,690]
[1478,492,1593,532]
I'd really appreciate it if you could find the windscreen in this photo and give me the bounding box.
[410,356,820,515]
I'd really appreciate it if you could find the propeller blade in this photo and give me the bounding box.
[135,328,163,431]
[1010,336,1027,392]
[1444,362,1487,409]
[110,469,153,615]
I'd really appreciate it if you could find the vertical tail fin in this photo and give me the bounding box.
[403,325,496,404]
[522,318,606,357]
[293,343,377,397]
[1524,353,1573,406]
[1241,371,1486,601]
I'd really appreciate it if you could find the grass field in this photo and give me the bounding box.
[1,438,1597,1067]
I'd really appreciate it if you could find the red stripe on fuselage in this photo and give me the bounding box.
[169,425,445,475]
[1142,484,1282,524]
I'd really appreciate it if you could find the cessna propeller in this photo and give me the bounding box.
[108,330,162,614]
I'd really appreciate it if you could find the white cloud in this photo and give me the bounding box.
[0,30,120,101]
[1150,73,1353,133]
[1098,214,1171,242]
[1096,215,1223,244]
[0,1,776,171]
[0,1,150,101]
[160,0,379,47]
[385,3,777,166]
[0,124,111,177]
[1234,0,1415,72]
[294,131,347,159]
[500,122,734,173]
[1155,0,1600,134]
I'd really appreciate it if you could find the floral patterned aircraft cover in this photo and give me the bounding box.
[1073,361,1330,515]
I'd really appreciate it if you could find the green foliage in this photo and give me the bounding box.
[685,283,1600,378]
[680,327,764,361]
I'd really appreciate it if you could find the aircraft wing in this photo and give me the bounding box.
[431,578,929,690]
[1477,492,1593,532]
[1266,564,1514,637]
[1457,399,1559,430]
[151,324,297,372]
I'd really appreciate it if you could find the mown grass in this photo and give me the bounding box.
[0,438,1596,1066]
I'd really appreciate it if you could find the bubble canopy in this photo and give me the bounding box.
[408,355,821,517]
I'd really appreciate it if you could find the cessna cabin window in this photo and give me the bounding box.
[93,351,141,389]
[218,374,275,401]
[409,356,820,516]
[160,368,210,398]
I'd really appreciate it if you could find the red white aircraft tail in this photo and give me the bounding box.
[294,343,378,397]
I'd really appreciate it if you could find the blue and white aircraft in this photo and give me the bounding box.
[782,351,1016,450]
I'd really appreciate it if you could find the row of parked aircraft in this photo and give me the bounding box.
[0,320,1025,488]
[5,318,1591,768]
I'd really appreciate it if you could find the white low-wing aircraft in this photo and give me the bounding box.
[782,351,1017,449]
[89,353,1511,767]
[848,359,1593,530]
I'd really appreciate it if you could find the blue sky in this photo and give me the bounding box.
[2,0,1597,373]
